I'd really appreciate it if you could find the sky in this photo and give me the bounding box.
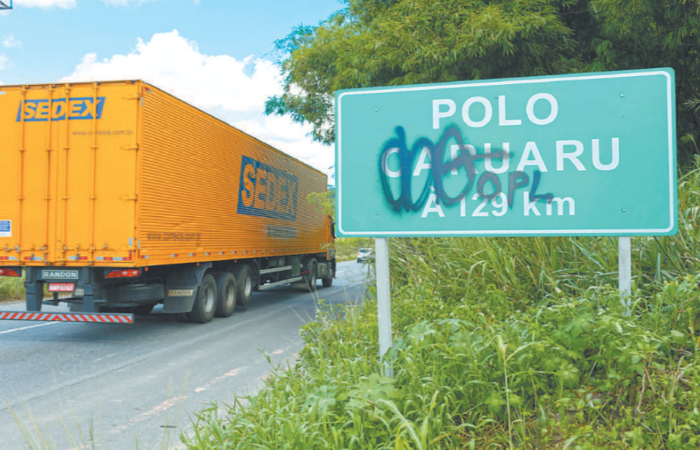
[0,0,341,178]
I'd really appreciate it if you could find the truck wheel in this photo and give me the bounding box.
[305,259,318,292]
[233,265,253,307]
[133,303,155,315]
[188,274,217,323]
[322,270,333,288]
[214,272,237,317]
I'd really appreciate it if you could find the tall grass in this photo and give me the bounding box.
[183,162,700,449]
[335,237,375,262]
[0,276,24,302]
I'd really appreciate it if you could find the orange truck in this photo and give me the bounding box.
[0,80,335,324]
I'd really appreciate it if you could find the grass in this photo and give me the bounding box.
[0,276,24,303]
[335,237,374,262]
[180,160,700,449]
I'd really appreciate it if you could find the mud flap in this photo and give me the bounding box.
[162,286,198,313]
[162,263,212,313]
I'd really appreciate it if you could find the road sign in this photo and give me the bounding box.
[336,68,677,237]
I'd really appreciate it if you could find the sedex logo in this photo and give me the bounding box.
[237,156,298,221]
[16,97,106,122]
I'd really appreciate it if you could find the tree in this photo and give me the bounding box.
[267,0,700,164]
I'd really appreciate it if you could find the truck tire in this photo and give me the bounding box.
[188,274,217,323]
[305,259,318,292]
[322,269,333,288]
[214,272,237,317]
[233,265,254,307]
[321,261,335,287]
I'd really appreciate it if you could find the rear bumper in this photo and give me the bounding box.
[0,311,134,324]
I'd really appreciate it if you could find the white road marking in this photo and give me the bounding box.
[194,367,247,394]
[0,321,61,335]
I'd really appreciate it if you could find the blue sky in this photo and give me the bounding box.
[0,0,342,174]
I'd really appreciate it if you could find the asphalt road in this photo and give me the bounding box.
[0,260,370,450]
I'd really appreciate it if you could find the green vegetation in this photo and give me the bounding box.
[307,190,374,262]
[182,164,700,448]
[186,0,700,438]
[0,275,24,303]
[336,238,374,262]
[267,0,700,164]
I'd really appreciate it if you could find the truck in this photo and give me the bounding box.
[0,80,336,324]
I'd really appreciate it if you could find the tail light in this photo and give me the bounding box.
[105,269,141,279]
[0,268,20,277]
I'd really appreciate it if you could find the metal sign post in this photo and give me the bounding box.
[375,237,393,376]
[619,237,632,314]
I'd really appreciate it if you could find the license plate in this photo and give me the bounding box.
[47,282,75,292]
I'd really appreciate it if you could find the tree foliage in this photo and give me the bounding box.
[267,0,700,164]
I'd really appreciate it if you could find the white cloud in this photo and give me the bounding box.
[3,33,22,48]
[16,0,76,8]
[0,54,7,70]
[235,115,332,176]
[62,30,333,175]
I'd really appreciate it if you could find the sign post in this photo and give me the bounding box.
[619,237,632,314]
[335,68,677,367]
[375,237,393,376]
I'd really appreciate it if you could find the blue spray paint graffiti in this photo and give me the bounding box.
[379,125,553,213]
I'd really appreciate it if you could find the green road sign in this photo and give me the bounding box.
[335,69,677,237]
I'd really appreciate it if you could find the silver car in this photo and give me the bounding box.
[356,248,374,263]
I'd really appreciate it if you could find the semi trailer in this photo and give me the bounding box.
[0,80,335,324]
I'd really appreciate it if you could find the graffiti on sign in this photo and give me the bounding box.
[377,91,622,220]
[336,69,676,236]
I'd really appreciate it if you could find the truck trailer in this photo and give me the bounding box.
[0,80,336,324]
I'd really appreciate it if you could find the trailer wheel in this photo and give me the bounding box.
[188,274,217,323]
[321,262,334,288]
[305,259,318,292]
[214,272,237,317]
[322,270,333,288]
[233,265,253,307]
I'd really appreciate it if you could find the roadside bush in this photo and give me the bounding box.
[0,275,24,302]
[185,278,700,449]
[183,163,700,449]
[335,237,375,262]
